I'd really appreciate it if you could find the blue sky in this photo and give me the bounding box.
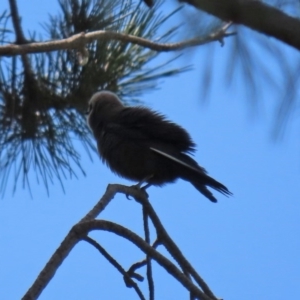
[0,1,299,300]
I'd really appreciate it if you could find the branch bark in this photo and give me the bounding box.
[0,23,233,56]
[182,0,300,51]
[22,184,117,300]
[22,184,218,300]
[83,236,146,300]
[79,219,212,300]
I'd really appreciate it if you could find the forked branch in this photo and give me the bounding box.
[22,184,220,300]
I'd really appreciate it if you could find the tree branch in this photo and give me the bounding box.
[80,184,117,222]
[0,23,234,56]
[78,219,212,300]
[181,0,300,51]
[22,228,79,300]
[83,236,146,300]
[104,185,219,299]
[127,239,161,279]
[8,0,26,43]
[22,184,218,300]
[143,206,154,300]
[22,184,117,300]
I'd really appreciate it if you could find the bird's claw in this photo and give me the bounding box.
[140,186,149,198]
[125,183,149,200]
[126,193,133,200]
[125,184,141,200]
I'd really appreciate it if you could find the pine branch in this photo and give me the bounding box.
[3,0,227,195]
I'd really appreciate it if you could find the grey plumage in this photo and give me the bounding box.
[87,91,232,202]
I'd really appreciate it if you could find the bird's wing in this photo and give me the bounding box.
[108,106,196,153]
[150,147,202,173]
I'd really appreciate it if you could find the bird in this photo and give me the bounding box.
[87,91,232,202]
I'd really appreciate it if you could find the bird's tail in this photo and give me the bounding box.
[150,147,232,202]
[190,174,232,202]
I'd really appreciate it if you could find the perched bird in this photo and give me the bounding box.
[87,91,232,202]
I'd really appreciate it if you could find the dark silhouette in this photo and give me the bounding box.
[142,0,154,7]
[87,91,232,202]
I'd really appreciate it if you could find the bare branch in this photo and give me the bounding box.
[78,219,211,300]
[0,25,234,57]
[22,185,117,300]
[22,184,217,300]
[80,184,117,222]
[127,239,161,278]
[83,236,146,300]
[22,228,79,300]
[143,207,154,300]
[113,184,219,300]
[8,0,26,43]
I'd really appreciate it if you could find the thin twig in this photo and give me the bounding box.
[144,199,218,299]
[143,206,154,300]
[0,24,234,56]
[83,236,146,300]
[22,184,217,300]
[78,219,211,300]
[113,184,219,300]
[8,0,35,75]
[9,0,26,43]
[80,184,117,222]
[127,239,160,282]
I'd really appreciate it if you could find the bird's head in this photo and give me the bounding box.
[87,91,124,131]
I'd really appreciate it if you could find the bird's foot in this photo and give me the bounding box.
[126,182,150,200]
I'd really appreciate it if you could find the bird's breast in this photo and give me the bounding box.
[97,131,178,185]
[97,131,152,181]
